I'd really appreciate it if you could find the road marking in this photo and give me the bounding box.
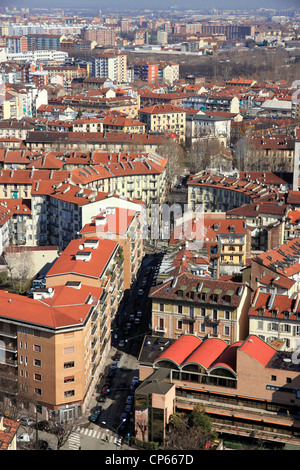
[69,432,81,450]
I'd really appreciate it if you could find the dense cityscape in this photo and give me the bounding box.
[0,1,300,455]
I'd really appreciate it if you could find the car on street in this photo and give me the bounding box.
[96,395,107,403]
[134,318,140,325]
[90,408,102,423]
[33,439,49,450]
[118,340,125,348]
[17,433,31,442]
[138,289,144,295]
[19,417,35,426]
[125,404,132,413]
[33,420,51,432]
[126,395,133,405]
[112,353,122,361]
[129,314,135,322]
[136,311,142,317]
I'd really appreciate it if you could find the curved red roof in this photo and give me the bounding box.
[209,341,243,375]
[183,338,228,370]
[155,334,202,367]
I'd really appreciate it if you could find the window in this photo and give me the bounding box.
[33,344,41,353]
[178,305,182,314]
[200,307,205,317]
[63,346,74,354]
[64,376,75,383]
[34,373,42,381]
[224,326,230,336]
[177,320,183,330]
[159,303,164,312]
[34,388,42,396]
[64,361,75,369]
[34,359,42,367]
[225,311,230,320]
[159,318,164,330]
[64,390,75,398]
[271,375,277,381]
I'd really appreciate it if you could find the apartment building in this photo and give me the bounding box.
[82,27,116,47]
[248,238,300,294]
[171,214,250,276]
[226,202,287,251]
[133,61,159,84]
[285,210,300,241]
[80,206,144,290]
[0,279,109,422]
[5,35,27,53]
[293,129,300,191]
[246,135,295,173]
[249,288,300,351]
[150,271,251,342]
[0,120,34,140]
[187,172,278,212]
[70,151,168,210]
[183,93,240,114]
[138,104,186,143]
[136,333,300,445]
[91,53,127,83]
[31,180,110,249]
[185,111,231,146]
[24,130,170,153]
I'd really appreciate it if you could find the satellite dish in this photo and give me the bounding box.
[48,287,53,293]
[79,245,84,250]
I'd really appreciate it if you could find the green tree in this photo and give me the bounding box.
[166,405,217,450]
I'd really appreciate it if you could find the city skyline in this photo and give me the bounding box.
[3,0,299,10]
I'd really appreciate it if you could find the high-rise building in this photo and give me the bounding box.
[92,53,127,83]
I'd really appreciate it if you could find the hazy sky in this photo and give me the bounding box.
[5,0,300,10]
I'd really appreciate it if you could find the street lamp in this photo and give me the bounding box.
[101,419,126,450]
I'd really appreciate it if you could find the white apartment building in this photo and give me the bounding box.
[92,54,127,83]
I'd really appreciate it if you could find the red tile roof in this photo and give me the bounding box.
[238,335,276,366]
[46,237,118,279]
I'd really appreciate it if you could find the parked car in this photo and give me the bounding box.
[17,433,31,442]
[20,417,34,427]
[33,439,49,450]
[112,353,122,361]
[33,420,51,432]
[96,395,107,403]
[125,404,132,413]
[118,340,125,348]
[129,314,135,322]
[90,408,102,423]
[136,311,142,318]
[126,395,133,405]
[134,318,140,325]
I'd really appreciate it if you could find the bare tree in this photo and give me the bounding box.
[3,247,34,294]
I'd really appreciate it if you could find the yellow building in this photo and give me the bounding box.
[139,104,187,143]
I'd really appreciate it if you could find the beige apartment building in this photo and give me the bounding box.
[0,235,125,420]
[0,283,107,422]
[138,104,187,143]
[150,272,252,342]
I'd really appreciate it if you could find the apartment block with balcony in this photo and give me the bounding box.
[0,282,108,422]
[150,272,251,342]
[138,104,186,143]
[80,206,144,290]
[249,288,300,351]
